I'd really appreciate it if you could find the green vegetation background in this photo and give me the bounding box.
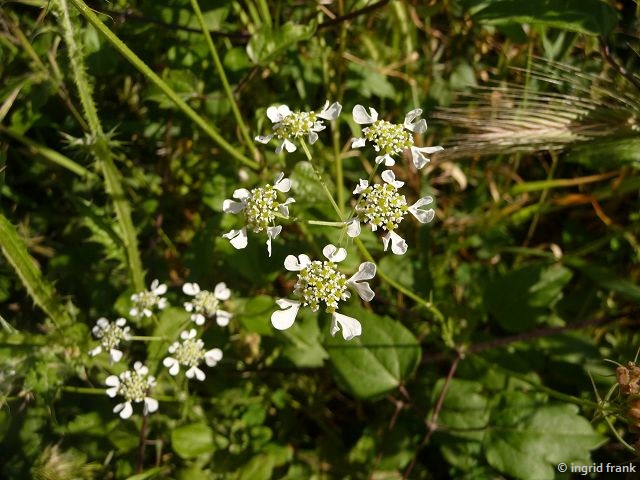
[1,0,639,478]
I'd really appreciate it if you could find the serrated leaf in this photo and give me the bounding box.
[484,404,605,480]
[433,379,490,442]
[171,423,214,459]
[325,306,421,399]
[247,21,317,65]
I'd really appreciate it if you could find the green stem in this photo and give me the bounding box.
[67,0,258,170]
[306,220,345,227]
[188,0,258,161]
[1,126,98,180]
[299,139,343,221]
[130,335,166,341]
[353,237,445,322]
[56,0,145,292]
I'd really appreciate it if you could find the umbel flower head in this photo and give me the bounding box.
[163,329,223,381]
[183,282,232,326]
[130,279,168,318]
[255,101,342,153]
[222,173,295,257]
[345,170,435,255]
[88,317,131,363]
[105,362,158,419]
[271,244,376,341]
[351,105,443,169]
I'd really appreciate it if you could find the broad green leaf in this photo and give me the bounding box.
[236,452,275,480]
[281,309,328,367]
[238,295,277,335]
[325,306,421,399]
[484,404,605,480]
[247,21,317,65]
[484,264,572,332]
[459,0,617,36]
[433,379,490,442]
[379,255,415,290]
[171,422,214,459]
[126,467,167,480]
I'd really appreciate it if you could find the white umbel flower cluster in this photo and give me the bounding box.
[255,101,342,153]
[163,329,223,381]
[345,170,435,255]
[130,279,168,318]
[89,317,131,363]
[105,362,158,419]
[223,173,295,257]
[271,244,376,341]
[183,282,232,326]
[351,105,443,169]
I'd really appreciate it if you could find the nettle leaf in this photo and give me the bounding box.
[484,404,605,480]
[281,309,328,368]
[325,306,421,399]
[171,422,214,459]
[484,264,572,332]
[247,21,317,65]
[460,0,617,36]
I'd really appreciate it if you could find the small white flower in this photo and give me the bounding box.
[105,362,157,419]
[162,329,223,381]
[222,173,295,256]
[182,282,233,326]
[89,317,131,363]
[271,244,376,340]
[351,105,443,169]
[255,101,342,153]
[345,170,435,255]
[130,279,168,318]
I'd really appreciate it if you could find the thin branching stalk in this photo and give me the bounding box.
[0,214,73,327]
[299,138,344,221]
[55,0,145,291]
[188,0,259,162]
[67,0,258,170]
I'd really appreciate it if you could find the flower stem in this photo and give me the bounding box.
[188,0,258,162]
[299,139,344,221]
[306,220,346,227]
[130,335,166,341]
[67,0,258,170]
[353,237,445,322]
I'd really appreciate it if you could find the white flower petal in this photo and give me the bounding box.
[408,196,435,224]
[351,137,366,149]
[266,225,282,257]
[345,218,361,238]
[279,197,295,217]
[410,145,443,169]
[403,108,423,127]
[375,154,395,166]
[322,244,347,263]
[276,139,297,154]
[271,299,301,330]
[273,173,291,192]
[192,313,206,325]
[205,348,223,366]
[214,282,231,300]
[284,254,311,271]
[223,228,248,249]
[267,105,291,123]
[153,283,167,295]
[109,349,123,363]
[318,101,342,120]
[89,346,102,357]
[381,170,404,189]
[182,282,201,296]
[352,105,378,124]
[194,367,206,381]
[216,310,232,327]
[116,402,133,419]
[129,307,139,317]
[96,317,109,328]
[331,312,362,341]
[164,357,180,376]
[353,179,369,194]
[308,131,319,144]
[223,199,245,214]
[347,262,376,301]
[144,397,159,414]
[232,188,251,201]
[115,318,127,327]
[255,133,275,144]
[382,230,408,255]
